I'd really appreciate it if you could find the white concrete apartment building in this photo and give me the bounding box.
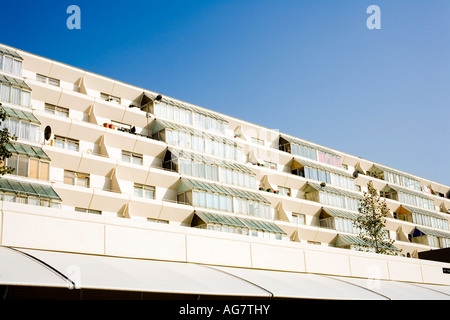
[0,43,449,300]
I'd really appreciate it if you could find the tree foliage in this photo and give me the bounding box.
[353,181,400,256]
[0,108,17,176]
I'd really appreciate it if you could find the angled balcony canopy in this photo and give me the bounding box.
[413,226,450,239]
[399,204,445,220]
[178,178,270,204]
[0,45,22,59]
[335,234,400,252]
[0,178,61,201]
[368,164,420,183]
[194,211,247,229]
[306,182,363,200]
[6,142,50,161]
[0,74,31,91]
[383,184,431,200]
[279,134,340,157]
[321,207,358,220]
[152,118,201,136]
[1,106,40,124]
[291,157,351,177]
[140,92,227,123]
[166,148,254,175]
[240,216,286,234]
[193,210,286,235]
[152,119,235,145]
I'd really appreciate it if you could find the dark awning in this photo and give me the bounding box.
[6,142,50,161]
[0,178,61,200]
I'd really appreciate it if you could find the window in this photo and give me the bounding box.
[45,104,69,118]
[101,93,121,104]
[153,102,193,126]
[3,56,13,73]
[0,83,31,107]
[291,143,317,161]
[36,74,60,87]
[0,53,22,76]
[251,137,264,146]
[5,155,50,181]
[121,151,143,165]
[134,183,155,199]
[292,213,305,225]
[278,186,291,197]
[64,170,90,188]
[54,136,79,151]
[75,207,102,215]
[0,193,60,208]
[263,161,277,170]
[147,218,169,224]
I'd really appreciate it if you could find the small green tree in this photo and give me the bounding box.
[0,108,17,175]
[353,181,400,255]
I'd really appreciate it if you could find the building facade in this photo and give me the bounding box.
[0,43,449,300]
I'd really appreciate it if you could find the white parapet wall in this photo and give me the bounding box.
[1,202,449,286]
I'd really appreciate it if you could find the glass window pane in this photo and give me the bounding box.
[64,171,75,185]
[67,139,79,151]
[144,186,155,199]
[13,60,22,76]
[28,197,40,206]
[22,91,31,107]
[134,185,143,197]
[7,155,18,174]
[199,191,206,207]
[29,158,39,179]
[122,151,131,162]
[1,84,11,102]
[78,176,89,187]
[11,87,21,105]
[132,154,143,165]
[39,162,49,180]
[36,74,47,83]
[48,78,60,87]
[19,121,29,140]
[54,137,65,149]
[4,56,12,73]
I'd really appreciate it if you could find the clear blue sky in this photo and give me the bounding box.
[2,0,449,186]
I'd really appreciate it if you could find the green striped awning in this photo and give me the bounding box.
[0,74,31,91]
[335,234,399,251]
[194,211,286,235]
[179,178,270,204]
[144,92,228,123]
[415,226,450,239]
[6,142,50,160]
[384,184,431,200]
[152,119,235,145]
[195,211,247,228]
[307,182,363,200]
[280,134,340,157]
[401,205,445,220]
[0,45,22,59]
[322,207,358,220]
[292,156,351,177]
[0,178,60,200]
[370,164,420,185]
[152,119,201,136]
[335,234,369,247]
[240,217,286,234]
[1,106,40,124]
[168,148,254,175]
